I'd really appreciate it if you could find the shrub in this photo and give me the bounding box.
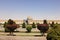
[26,25,32,32]
[22,22,26,28]
[32,22,36,28]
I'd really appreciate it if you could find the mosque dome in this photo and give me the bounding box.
[27,16,32,20]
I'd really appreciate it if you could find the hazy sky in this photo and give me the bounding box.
[0,0,60,20]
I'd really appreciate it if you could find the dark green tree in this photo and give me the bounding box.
[3,22,10,32]
[32,22,36,28]
[51,21,54,27]
[22,22,26,28]
[4,22,7,28]
[43,20,47,24]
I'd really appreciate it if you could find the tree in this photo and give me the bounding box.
[37,20,49,36]
[32,22,36,28]
[4,22,10,32]
[4,19,20,36]
[50,21,54,27]
[43,20,47,24]
[47,24,60,40]
[22,22,26,28]
[4,22,7,28]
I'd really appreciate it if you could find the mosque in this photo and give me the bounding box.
[0,16,60,24]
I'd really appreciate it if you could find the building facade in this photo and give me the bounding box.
[0,17,60,24]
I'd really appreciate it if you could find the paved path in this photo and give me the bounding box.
[0,32,47,36]
[0,36,47,40]
[0,32,47,40]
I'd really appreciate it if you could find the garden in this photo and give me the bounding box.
[0,19,60,40]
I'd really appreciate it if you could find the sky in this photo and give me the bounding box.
[0,0,60,20]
